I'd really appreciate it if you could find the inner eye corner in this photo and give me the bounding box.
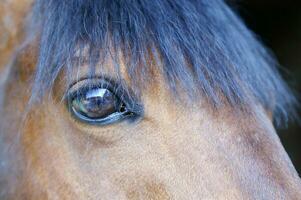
[119,103,127,113]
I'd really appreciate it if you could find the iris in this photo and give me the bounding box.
[69,86,132,125]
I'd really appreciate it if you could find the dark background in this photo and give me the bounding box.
[229,0,301,174]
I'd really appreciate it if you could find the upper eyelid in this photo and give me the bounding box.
[67,76,117,91]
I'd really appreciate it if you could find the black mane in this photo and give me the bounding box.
[29,0,298,126]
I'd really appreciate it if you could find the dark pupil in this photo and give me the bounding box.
[72,88,119,119]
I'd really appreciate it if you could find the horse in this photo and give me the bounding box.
[0,0,301,199]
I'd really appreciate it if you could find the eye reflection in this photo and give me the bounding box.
[67,77,144,126]
[68,83,138,126]
[72,88,119,119]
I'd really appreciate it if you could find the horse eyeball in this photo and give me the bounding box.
[72,88,117,118]
[69,87,131,125]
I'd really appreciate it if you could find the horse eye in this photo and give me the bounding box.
[69,87,132,125]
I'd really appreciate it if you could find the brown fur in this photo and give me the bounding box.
[1,1,301,199]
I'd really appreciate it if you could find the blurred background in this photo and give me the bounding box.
[229,0,301,174]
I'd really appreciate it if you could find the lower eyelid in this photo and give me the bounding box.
[65,110,133,144]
